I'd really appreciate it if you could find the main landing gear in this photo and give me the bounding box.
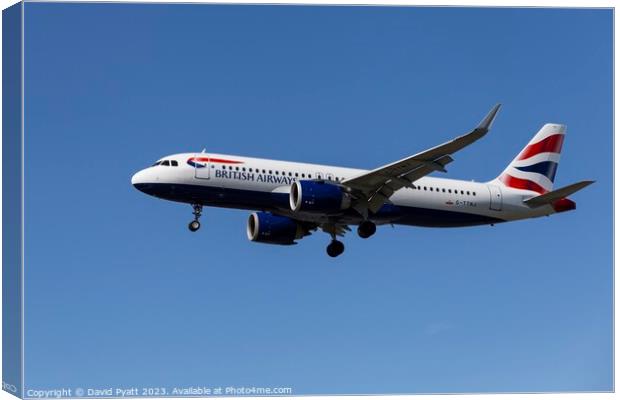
[324,221,375,257]
[326,239,345,258]
[188,204,203,232]
[357,220,376,239]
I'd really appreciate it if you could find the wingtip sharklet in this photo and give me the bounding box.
[477,103,502,132]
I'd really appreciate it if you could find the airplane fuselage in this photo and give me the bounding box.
[132,152,556,228]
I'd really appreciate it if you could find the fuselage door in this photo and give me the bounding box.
[193,154,210,179]
[488,184,502,211]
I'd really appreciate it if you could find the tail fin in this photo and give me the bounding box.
[494,123,566,194]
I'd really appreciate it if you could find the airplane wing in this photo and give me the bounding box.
[342,104,502,213]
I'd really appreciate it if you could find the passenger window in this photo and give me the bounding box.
[262,169,266,173]
[424,186,427,191]
[461,190,464,194]
[473,192,476,196]
[467,191,470,195]
[295,173,299,177]
[302,174,306,178]
[162,160,170,166]
[442,188,446,193]
[269,170,273,174]
[275,171,279,175]
[242,167,246,172]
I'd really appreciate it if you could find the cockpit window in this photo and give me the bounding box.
[152,159,178,167]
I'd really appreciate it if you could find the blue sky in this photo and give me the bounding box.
[23,4,612,394]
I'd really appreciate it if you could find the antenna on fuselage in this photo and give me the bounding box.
[201,148,206,153]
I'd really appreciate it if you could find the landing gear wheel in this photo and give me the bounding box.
[189,220,201,232]
[326,240,345,257]
[188,204,203,232]
[357,220,377,239]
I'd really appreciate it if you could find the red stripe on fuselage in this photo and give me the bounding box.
[517,134,564,161]
[191,157,244,164]
[499,174,548,194]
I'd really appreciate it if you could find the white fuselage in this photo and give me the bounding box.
[131,152,556,227]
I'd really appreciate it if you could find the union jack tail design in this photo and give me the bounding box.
[494,123,566,194]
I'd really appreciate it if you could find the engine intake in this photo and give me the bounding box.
[289,180,351,213]
[246,212,305,245]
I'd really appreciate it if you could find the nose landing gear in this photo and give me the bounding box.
[188,204,203,232]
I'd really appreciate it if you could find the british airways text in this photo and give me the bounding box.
[215,170,297,185]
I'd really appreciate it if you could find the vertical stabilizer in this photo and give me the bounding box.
[494,123,566,194]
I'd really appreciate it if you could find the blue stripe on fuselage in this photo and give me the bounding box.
[133,183,504,227]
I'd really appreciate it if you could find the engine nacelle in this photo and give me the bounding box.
[246,212,305,245]
[289,180,351,213]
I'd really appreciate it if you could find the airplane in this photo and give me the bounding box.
[131,104,593,257]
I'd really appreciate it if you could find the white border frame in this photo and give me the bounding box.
[0,1,614,400]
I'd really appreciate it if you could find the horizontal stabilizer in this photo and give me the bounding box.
[524,180,594,208]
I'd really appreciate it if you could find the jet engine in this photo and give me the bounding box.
[289,180,351,213]
[246,212,307,245]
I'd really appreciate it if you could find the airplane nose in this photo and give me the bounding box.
[131,169,152,194]
[131,170,145,186]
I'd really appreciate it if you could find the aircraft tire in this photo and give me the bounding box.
[326,240,345,257]
[357,221,377,238]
